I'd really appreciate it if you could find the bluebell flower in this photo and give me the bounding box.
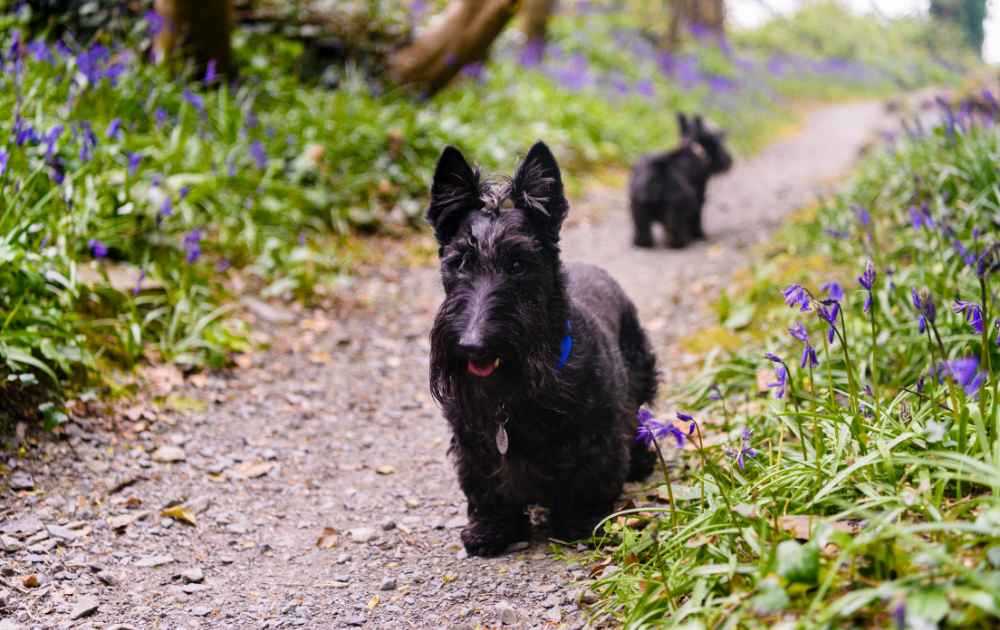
[634,79,655,99]
[938,357,985,396]
[204,59,217,85]
[817,300,840,343]
[858,260,876,313]
[735,427,758,470]
[821,281,843,301]
[127,152,142,176]
[88,239,108,259]
[183,88,205,114]
[789,323,819,368]
[183,229,202,263]
[251,140,267,170]
[105,118,122,139]
[160,196,173,217]
[519,37,545,68]
[767,365,787,399]
[953,300,984,334]
[0,150,8,177]
[133,268,145,296]
[155,108,167,127]
[636,409,685,448]
[789,322,809,343]
[911,288,936,333]
[909,204,932,230]
[824,228,850,239]
[676,412,697,435]
[144,10,164,36]
[853,204,871,227]
[892,602,906,630]
[782,284,811,312]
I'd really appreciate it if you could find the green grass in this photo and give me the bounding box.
[0,2,975,429]
[591,100,1000,627]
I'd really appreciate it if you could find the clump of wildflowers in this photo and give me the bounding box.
[939,357,986,397]
[953,299,984,334]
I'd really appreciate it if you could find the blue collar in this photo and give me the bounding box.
[557,321,573,370]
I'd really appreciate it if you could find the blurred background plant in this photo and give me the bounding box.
[0,0,984,431]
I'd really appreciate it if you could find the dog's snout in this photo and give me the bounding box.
[457,332,488,360]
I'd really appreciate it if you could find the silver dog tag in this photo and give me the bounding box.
[496,424,509,455]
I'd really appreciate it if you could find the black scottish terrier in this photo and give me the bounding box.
[427,141,658,557]
[629,113,733,249]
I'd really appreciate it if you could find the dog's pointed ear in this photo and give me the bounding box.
[511,141,569,244]
[427,146,481,245]
[677,112,691,137]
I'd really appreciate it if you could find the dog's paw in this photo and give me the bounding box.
[460,521,524,557]
[632,235,655,248]
[550,513,605,544]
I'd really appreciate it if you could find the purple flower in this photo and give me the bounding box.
[28,40,53,64]
[953,300,984,334]
[911,288,936,333]
[789,323,818,368]
[634,79,654,99]
[858,261,876,313]
[676,412,697,435]
[204,59,217,85]
[45,126,64,159]
[782,284,811,312]
[155,108,168,128]
[789,322,809,343]
[182,88,205,114]
[127,152,142,176]
[88,239,108,259]
[854,204,871,226]
[735,427,758,470]
[160,196,173,217]
[909,204,933,230]
[768,365,787,399]
[0,150,8,177]
[105,118,122,139]
[183,229,202,263]
[817,300,840,343]
[821,281,843,301]
[636,409,685,448]
[133,268,145,296]
[892,602,906,630]
[519,38,545,68]
[250,140,267,170]
[144,10,164,36]
[765,352,783,364]
[179,186,190,200]
[940,357,986,397]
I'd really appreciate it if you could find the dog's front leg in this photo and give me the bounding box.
[452,440,529,557]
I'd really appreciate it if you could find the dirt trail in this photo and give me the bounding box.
[2,100,897,630]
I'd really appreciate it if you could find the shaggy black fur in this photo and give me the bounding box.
[427,141,659,557]
[629,113,733,249]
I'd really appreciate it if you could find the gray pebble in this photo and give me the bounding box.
[379,577,397,591]
[70,595,100,620]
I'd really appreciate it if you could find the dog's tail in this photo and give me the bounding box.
[619,304,658,481]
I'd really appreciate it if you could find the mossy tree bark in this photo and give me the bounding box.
[387,0,519,96]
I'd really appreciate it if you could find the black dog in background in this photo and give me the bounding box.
[629,113,733,249]
[427,141,658,557]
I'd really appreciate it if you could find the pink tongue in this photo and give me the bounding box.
[467,359,496,378]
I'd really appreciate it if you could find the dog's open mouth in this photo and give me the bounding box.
[467,357,500,378]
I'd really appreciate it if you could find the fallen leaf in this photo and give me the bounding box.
[375,465,395,475]
[22,574,39,588]
[733,503,760,519]
[231,461,274,479]
[234,354,254,369]
[367,595,380,610]
[316,527,338,549]
[778,515,860,540]
[308,351,331,365]
[161,505,198,527]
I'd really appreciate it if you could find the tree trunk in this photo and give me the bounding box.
[154,0,235,76]
[388,0,518,96]
[666,0,725,48]
[520,0,557,43]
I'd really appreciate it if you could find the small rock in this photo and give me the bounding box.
[70,595,100,620]
[379,577,397,591]
[381,520,396,531]
[181,567,205,583]
[348,527,376,544]
[46,524,80,541]
[444,516,467,529]
[190,605,213,617]
[151,446,186,463]
[1,515,44,537]
[542,608,562,623]
[96,570,117,586]
[335,553,350,564]
[343,614,366,626]
[541,594,560,609]
[9,472,34,491]
[181,583,208,594]
[504,541,530,553]
[134,555,174,568]
[496,601,520,626]
[1,535,23,552]
[579,590,599,605]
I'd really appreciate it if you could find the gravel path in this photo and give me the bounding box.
[2,100,898,630]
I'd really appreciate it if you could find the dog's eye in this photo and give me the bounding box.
[508,260,527,276]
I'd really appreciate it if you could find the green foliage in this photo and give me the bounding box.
[0,2,977,426]
[593,106,1000,626]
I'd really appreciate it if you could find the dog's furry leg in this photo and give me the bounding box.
[453,439,529,557]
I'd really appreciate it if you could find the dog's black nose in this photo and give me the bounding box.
[457,332,488,360]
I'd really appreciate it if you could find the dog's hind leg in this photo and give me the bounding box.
[631,202,656,248]
[619,305,658,481]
